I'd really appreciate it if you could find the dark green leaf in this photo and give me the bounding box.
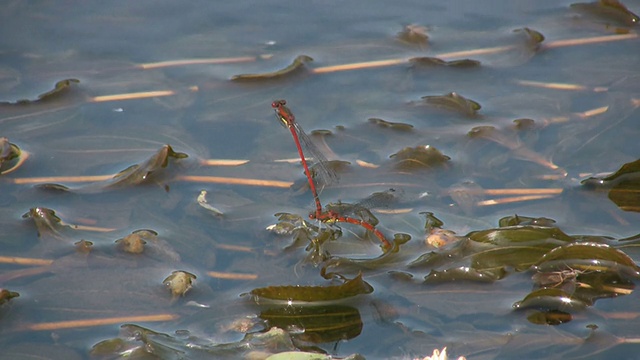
[231,55,313,81]
[259,305,363,343]
[534,242,640,275]
[249,273,373,304]
[513,288,587,312]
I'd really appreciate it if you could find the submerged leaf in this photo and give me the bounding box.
[424,266,505,283]
[419,92,481,116]
[22,207,68,238]
[390,145,450,171]
[231,55,313,81]
[249,273,373,304]
[259,305,363,343]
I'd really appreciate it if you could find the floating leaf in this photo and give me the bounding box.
[389,145,450,171]
[259,305,363,343]
[249,273,373,305]
[534,242,640,275]
[0,137,21,174]
[22,207,68,239]
[0,79,80,105]
[0,288,19,305]
[498,214,557,227]
[396,24,429,47]
[418,92,481,116]
[468,225,574,246]
[581,158,640,212]
[409,57,481,68]
[107,144,188,189]
[163,270,196,297]
[368,117,414,131]
[571,0,639,26]
[424,266,505,283]
[513,27,545,48]
[513,288,587,313]
[231,55,313,81]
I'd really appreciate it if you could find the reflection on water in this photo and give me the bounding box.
[1,0,640,359]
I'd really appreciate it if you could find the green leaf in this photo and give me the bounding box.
[249,273,373,304]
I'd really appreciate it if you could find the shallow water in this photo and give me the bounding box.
[1,1,640,359]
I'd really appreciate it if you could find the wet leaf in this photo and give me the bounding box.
[533,242,640,275]
[498,214,557,227]
[249,273,373,304]
[468,225,575,246]
[252,273,373,304]
[581,158,640,212]
[163,270,196,297]
[421,211,444,231]
[259,305,363,343]
[115,231,147,254]
[368,117,414,131]
[396,24,429,47]
[231,55,313,81]
[513,27,545,49]
[107,144,188,189]
[409,57,481,68]
[571,0,639,26]
[0,137,21,174]
[0,289,19,305]
[424,266,505,283]
[418,92,481,117]
[389,145,450,171]
[513,288,587,312]
[0,79,80,105]
[22,207,69,239]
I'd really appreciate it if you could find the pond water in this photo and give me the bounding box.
[1,1,640,359]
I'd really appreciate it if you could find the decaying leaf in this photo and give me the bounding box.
[249,273,373,304]
[231,55,313,81]
[418,92,482,117]
[390,145,450,171]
